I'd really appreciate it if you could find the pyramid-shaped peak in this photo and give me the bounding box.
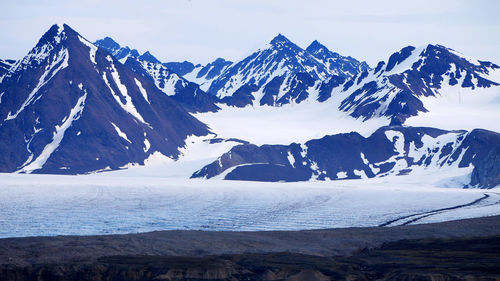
[270,33,292,45]
[37,23,72,46]
[138,51,161,64]
[39,23,83,42]
[16,23,84,70]
[306,40,329,53]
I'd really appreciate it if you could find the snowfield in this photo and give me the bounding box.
[405,81,500,133]
[195,102,390,145]
[1,154,499,238]
[1,128,499,239]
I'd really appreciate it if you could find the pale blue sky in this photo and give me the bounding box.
[1,0,499,66]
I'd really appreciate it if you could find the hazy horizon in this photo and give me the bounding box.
[1,0,499,66]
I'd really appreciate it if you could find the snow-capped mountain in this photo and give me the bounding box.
[190,44,500,187]
[208,34,329,98]
[203,34,369,107]
[0,59,15,78]
[94,36,141,63]
[0,24,209,174]
[95,37,220,112]
[192,126,500,188]
[181,58,233,91]
[306,40,369,78]
[335,44,500,124]
[124,58,220,112]
[162,61,198,76]
[137,51,161,64]
[1,24,498,187]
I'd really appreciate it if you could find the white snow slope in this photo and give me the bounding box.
[195,100,390,145]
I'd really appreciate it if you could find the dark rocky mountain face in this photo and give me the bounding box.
[470,143,500,188]
[137,51,161,64]
[337,44,500,123]
[220,84,259,107]
[94,37,220,113]
[162,61,196,76]
[195,34,367,107]
[306,40,370,78]
[0,24,209,174]
[97,36,499,127]
[1,25,498,188]
[200,34,373,108]
[124,58,220,112]
[163,58,233,96]
[259,72,317,106]
[208,34,331,99]
[195,58,233,81]
[317,74,346,102]
[94,36,140,62]
[192,126,500,188]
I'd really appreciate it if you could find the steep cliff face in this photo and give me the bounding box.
[0,24,209,174]
[470,144,500,188]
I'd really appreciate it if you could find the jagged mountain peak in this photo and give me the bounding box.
[0,23,209,174]
[138,51,161,64]
[208,34,331,98]
[305,40,370,79]
[171,58,233,93]
[379,43,499,76]
[38,24,66,41]
[306,40,342,62]
[269,33,292,46]
[36,23,83,46]
[93,36,121,52]
[5,23,88,78]
[97,37,221,113]
[37,24,63,44]
[94,36,141,62]
[384,45,417,72]
[266,34,303,53]
[338,43,500,125]
[306,40,328,53]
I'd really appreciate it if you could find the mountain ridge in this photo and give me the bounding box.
[192,125,500,188]
[95,36,221,113]
[1,24,498,187]
[0,23,209,174]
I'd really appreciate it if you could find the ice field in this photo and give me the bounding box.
[1,166,499,238]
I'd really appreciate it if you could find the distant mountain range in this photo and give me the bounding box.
[94,37,219,113]
[96,34,370,108]
[337,44,499,124]
[192,126,500,188]
[166,58,233,92]
[0,23,498,188]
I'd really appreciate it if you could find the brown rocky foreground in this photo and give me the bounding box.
[1,216,500,280]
